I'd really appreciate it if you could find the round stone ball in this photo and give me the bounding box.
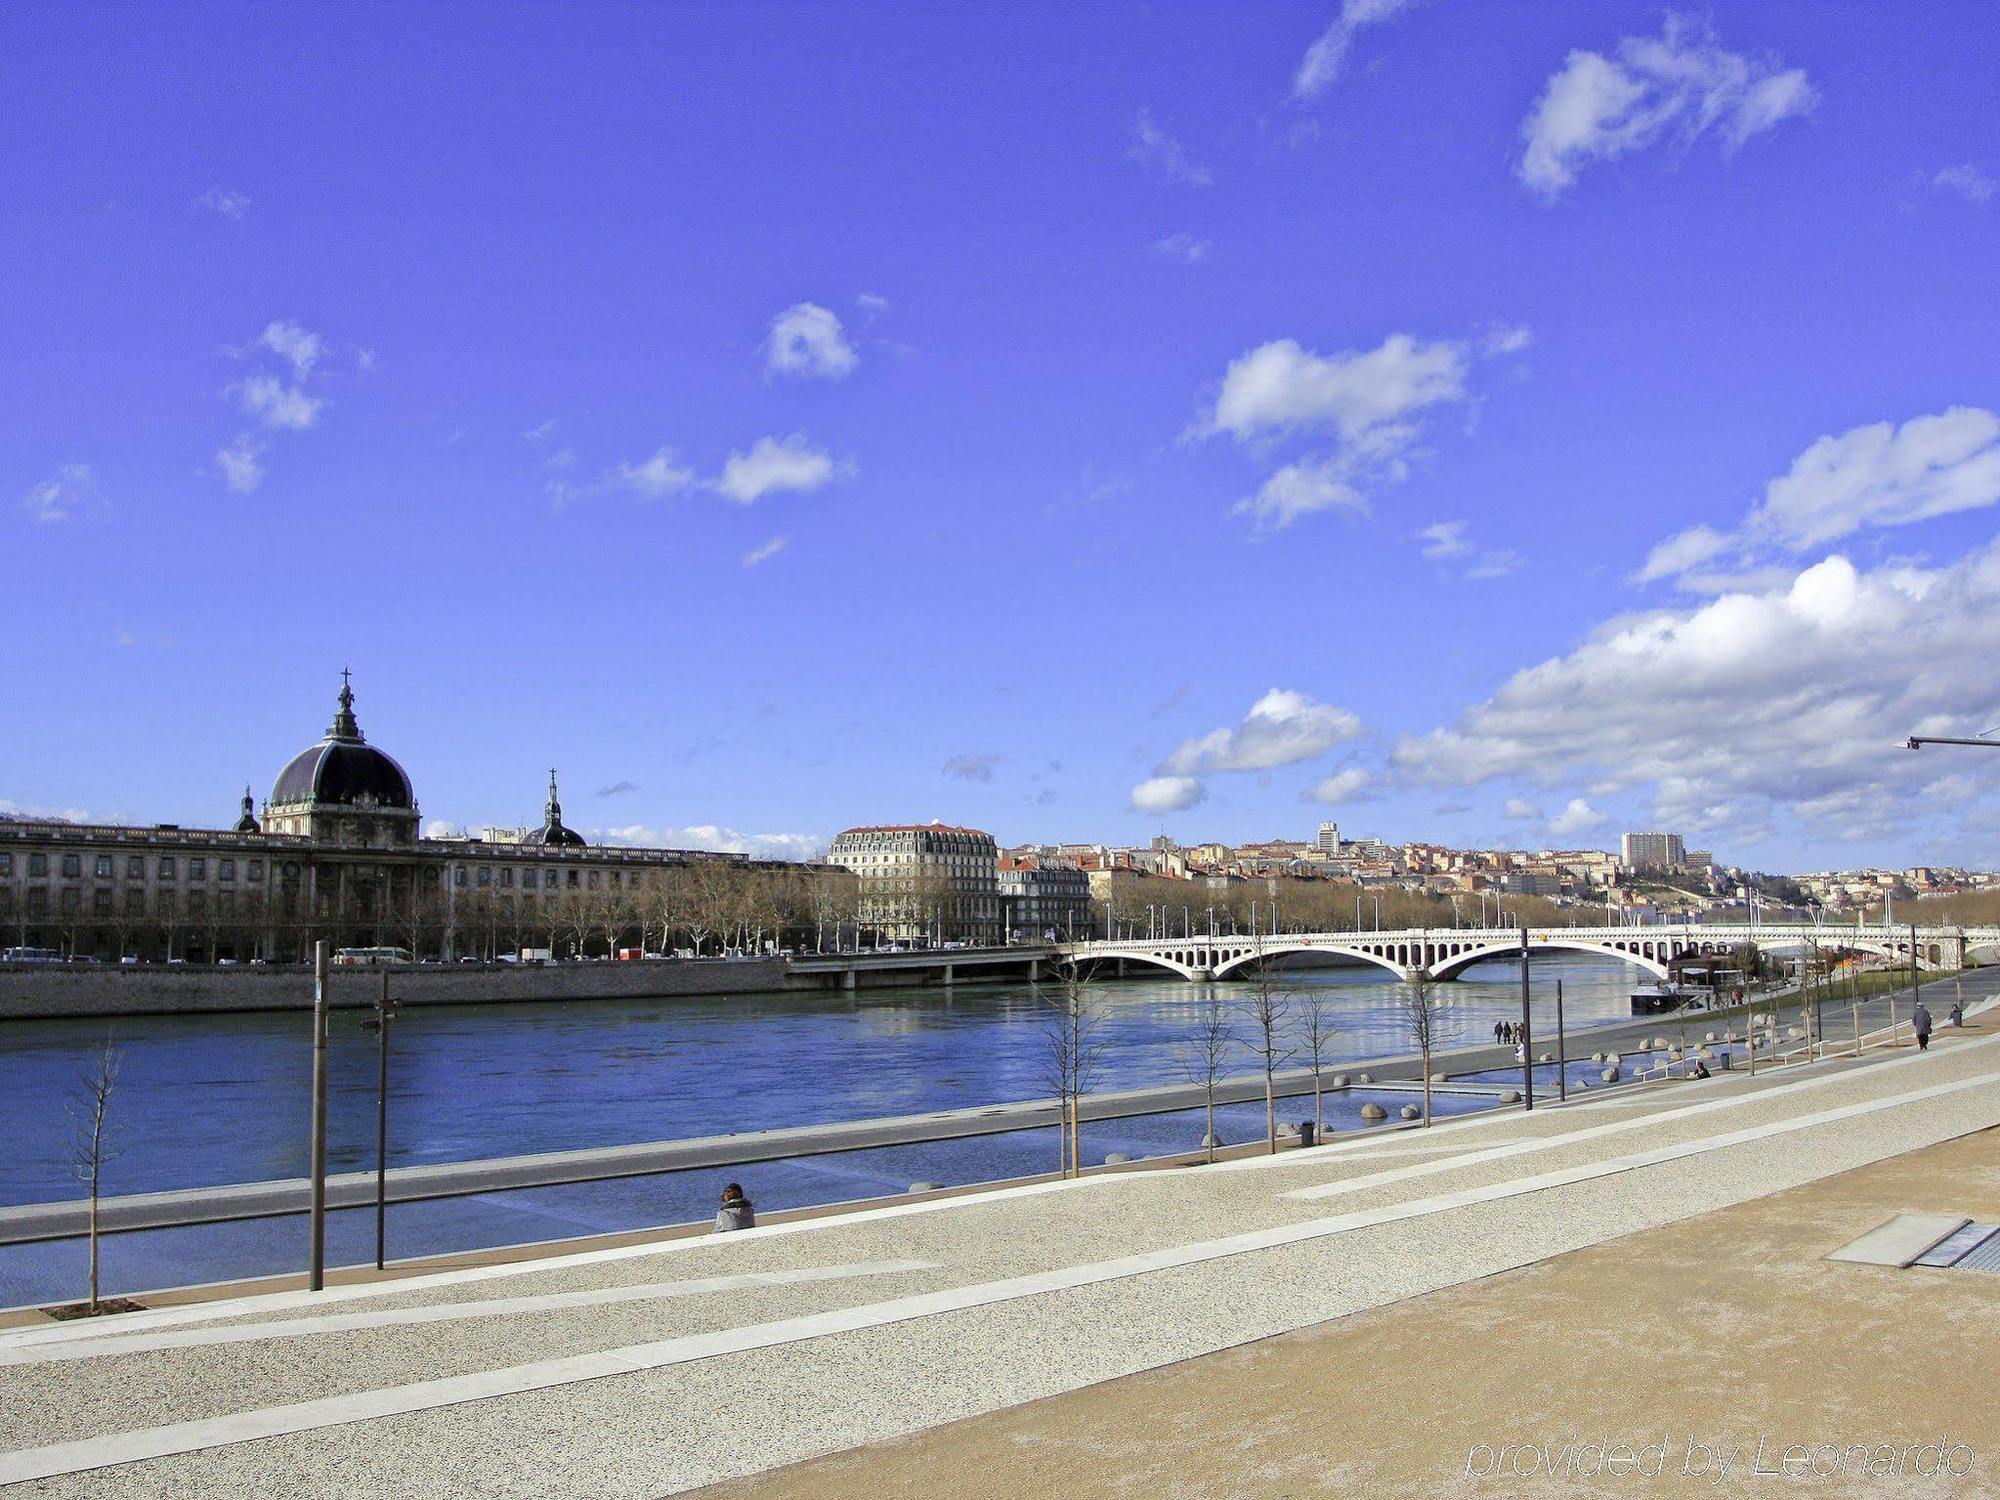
[1201,1131,1225,1149]
[909,1182,941,1193]
[1602,1067,1620,1083]
[1359,1102,1388,1122]
[1537,1052,1553,1063]
[1501,1089,1521,1104]
[1399,1104,1422,1120]
[1103,1153,1131,1166]
[1332,1073,1351,1088]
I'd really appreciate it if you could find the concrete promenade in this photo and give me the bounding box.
[2,975,1996,1495]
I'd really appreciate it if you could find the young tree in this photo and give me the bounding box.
[1239,940,1295,1153]
[1037,959,1111,1176]
[68,1039,122,1314]
[1179,992,1236,1164]
[1398,968,1446,1126]
[1294,983,1339,1143]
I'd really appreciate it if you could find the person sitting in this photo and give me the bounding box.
[1691,1058,1711,1079]
[715,1182,756,1233]
[1949,1000,1965,1028]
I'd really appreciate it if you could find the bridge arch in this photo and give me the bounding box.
[1210,943,1409,982]
[1430,939,1669,982]
[1074,950,1202,982]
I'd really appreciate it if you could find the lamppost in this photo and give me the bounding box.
[359,970,400,1271]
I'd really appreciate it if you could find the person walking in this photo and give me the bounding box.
[715,1182,756,1232]
[1913,1001,1934,1052]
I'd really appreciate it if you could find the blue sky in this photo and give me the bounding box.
[6,1,2000,870]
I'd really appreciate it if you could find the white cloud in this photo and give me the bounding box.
[1128,109,1212,187]
[1207,333,1466,445]
[235,373,323,430]
[21,463,94,522]
[716,434,846,504]
[1547,797,1607,836]
[1933,163,1996,205]
[1482,324,1534,357]
[598,823,822,861]
[1418,519,1519,578]
[1640,408,2000,585]
[423,819,467,839]
[1418,520,1472,559]
[1395,546,2000,847]
[216,436,264,494]
[1162,689,1363,776]
[615,448,696,499]
[197,187,251,221]
[1130,775,1205,814]
[259,320,323,378]
[1233,456,1368,529]
[1206,332,1481,532]
[1152,232,1212,264]
[1503,798,1543,820]
[1518,16,1816,198]
[1306,767,1373,804]
[766,303,858,380]
[742,535,788,568]
[1293,0,1419,100]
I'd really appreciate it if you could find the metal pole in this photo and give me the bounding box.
[374,969,391,1271]
[1519,925,1533,1111]
[308,940,329,1291]
[1554,978,1567,1102]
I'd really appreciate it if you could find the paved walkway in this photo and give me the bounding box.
[3,982,1996,1496]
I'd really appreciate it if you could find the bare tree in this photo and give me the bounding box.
[1178,993,1236,1164]
[1239,939,1295,1153]
[1398,968,1445,1126]
[1294,984,1339,1144]
[1036,959,1112,1176]
[67,1040,122,1314]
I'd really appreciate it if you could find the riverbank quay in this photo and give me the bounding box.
[2,994,1996,1495]
[0,947,1064,1019]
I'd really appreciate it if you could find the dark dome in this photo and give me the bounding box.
[519,821,586,848]
[269,678,415,810]
[271,741,414,809]
[520,769,586,846]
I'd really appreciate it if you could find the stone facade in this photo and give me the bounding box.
[826,824,1000,946]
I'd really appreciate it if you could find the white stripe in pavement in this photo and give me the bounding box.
[1282,1031,1991,1201]
[0,1260,935,1367]
[4,1062,1997,1489]
[1266,1027,1997,1194]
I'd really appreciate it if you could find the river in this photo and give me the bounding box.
[0,954,1650,1305]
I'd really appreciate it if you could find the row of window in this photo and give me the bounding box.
[453,865,644,891]
[1,888,250,918]
[0,852,265,883]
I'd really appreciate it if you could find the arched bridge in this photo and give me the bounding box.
[1057,924,1998,984]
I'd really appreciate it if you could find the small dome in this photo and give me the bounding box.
[269,677,415,811]
[520,769,586,847]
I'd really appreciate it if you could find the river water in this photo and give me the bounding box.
[0,955,1666,1304]
[1,954,1648,1208]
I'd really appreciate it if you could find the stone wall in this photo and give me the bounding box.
[0,957,792,1021]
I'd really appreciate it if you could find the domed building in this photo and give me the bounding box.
[0,670,800,963]
[263,674,419,848]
